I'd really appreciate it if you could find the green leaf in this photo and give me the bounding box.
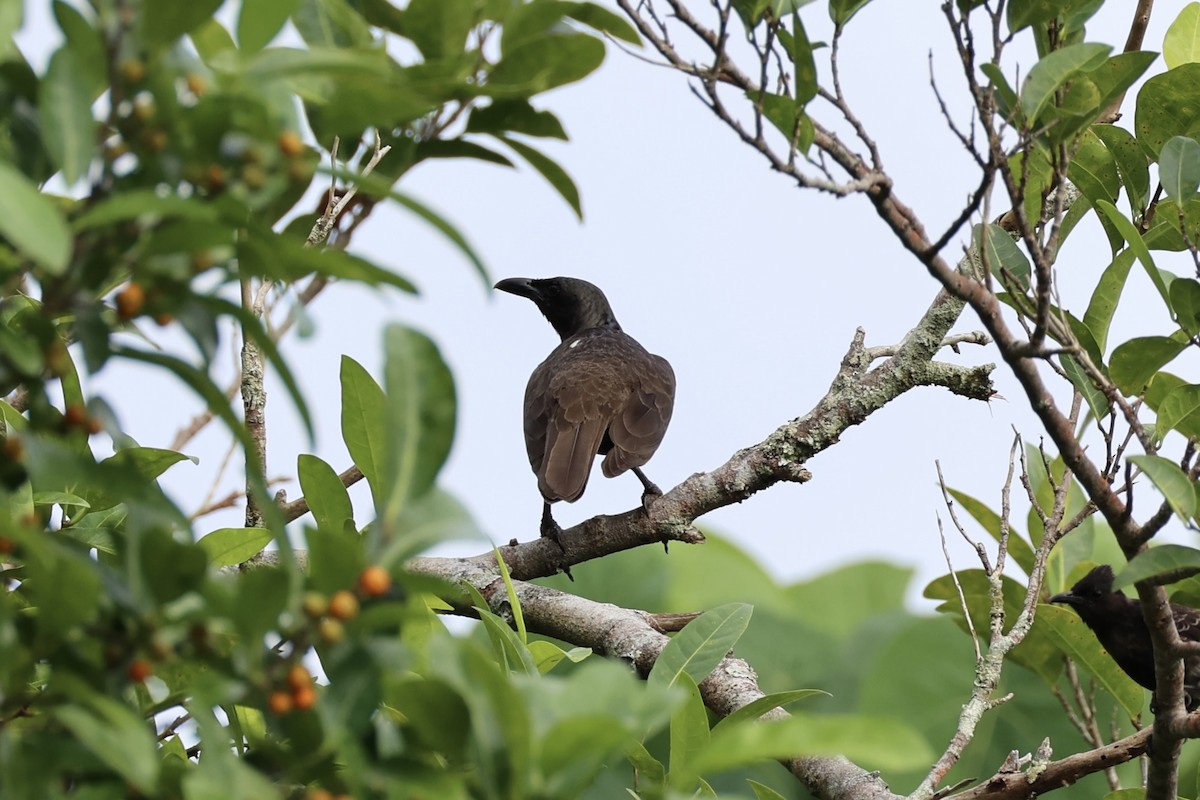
[692,713,933,775]
[386,677,471,761]
[495,546,526,643]
[528,641,592,673]
[1129,454,1197,521]
[1087,51,1157,118]
[1110,335,1188,395]
[1094,200,1171,310]
[377,326,456,532]
[56,696,161,791]
[378,487,485,567]
[785,561,913,639]
[790,15,817,106]
[1019,43,1111,124]
[297,453,353,534]
[489,33,606,94]
[1115,545,1200,589]
[748,780,789,800]
[467,100,568,139]
[72,189,220,230]
[1165,3,1200,69]
[1093,124,1150,213]
[1083,248,1136,353]
[238,0,300,51]
[1160,135,1200,204]
[140,0,224,48]
[1039,602,1144,716]
[1157,383,1200,440]
[292,0,373,48]
[340,355,387,503]
[499,136,581,219]
[668,671,710,782]
[829,0,874,27]
[0,160,70,273]
[197,527,273,568]
[973,223,1031,291]
[399,0,476,58]
[1135,63,1200,159]
[305,523,363,596]
[712,689,829,731]
[648,603,753,689]
[40,47,94,186]
[946,487,1036,575]
[1172,278,1200,336]
[1068,130,1120,211]
[1062,354,1109,423]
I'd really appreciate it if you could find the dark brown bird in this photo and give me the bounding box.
[1051,564,1200,711]
[495,276,675,549]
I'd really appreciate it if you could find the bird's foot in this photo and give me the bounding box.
[539,507,574,581]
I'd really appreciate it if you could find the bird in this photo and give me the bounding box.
[494,276,675,555]
[1050,564,1200,711]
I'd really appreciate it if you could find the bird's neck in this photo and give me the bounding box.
[553,317,621,341]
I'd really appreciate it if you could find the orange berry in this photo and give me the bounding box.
[267,690,293,715]
[127,659,152,682]
[1,437,21,461]
[292,685,316,710]
[204,164,226,192]
[328,590,359,621]
[357,566,391,598]
[307,789,334,800]
[62,404,88,429]
[153,312,174,326]
[85,417,103,436]
[286,664,311,692]
[115,283,146,320]
[0,536,14,554]
[278,130,303,158]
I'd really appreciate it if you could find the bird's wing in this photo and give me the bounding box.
[602,353,675,478]
[539,379,609,502]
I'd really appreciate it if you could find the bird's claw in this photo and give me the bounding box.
[539,515,574,581]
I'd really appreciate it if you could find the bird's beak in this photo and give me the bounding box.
[494,277,538,300]
[1049,591,1075,605]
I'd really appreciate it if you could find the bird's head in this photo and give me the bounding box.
[494,277,619,341]
[1050,565,1128,622]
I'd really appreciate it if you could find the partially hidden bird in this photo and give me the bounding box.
[494,276,675,554]
[1051,564,1200,711]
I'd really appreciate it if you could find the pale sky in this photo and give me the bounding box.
[17,1,1189,605]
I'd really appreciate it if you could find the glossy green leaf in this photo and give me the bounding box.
[1110,335,1187,395]
[1094,200,1171,309]
[40,47,94,186]
[386,677,471,761]
[1088,51,1157,118]
[140,0,224,48]
[1165,2,1200,69]
[340,355,387,502]
[56,696,161,791]
[692,713,933,775]
[790,15,817,106]
[305,523,363,596]
[1115,545,1200,589]
[297,453,353,534]
[668,671,709,781]
[489,34,606,94]
[293,0,373,48]
[528,641,592,674]
[400,0,476,58]
[1019,43,1110,123]
[378,326,456,532]
[499,136,581,219]
[0,160,70,273]
[748,780,789,800]
[648,603,753,689]
[712,689,829,731]
[1062,354,1110,423]
[197,527,272,568]
[1093,124,1150,213]
[946,487,1036,575]
[1083,248,1136,353]
[1172,278,1200,335]
[1135,63,1200,159]
[563,3,641,45]
[1160,135,1200,204]
[1157,383,1200,440]
[973,223,1031,290]
[1039,603,1144,716]
[1068,130,1119,211]
[466,100,568,139]
[1129,454,1197,521]
[238,0,300,51]
[829,0,874,27]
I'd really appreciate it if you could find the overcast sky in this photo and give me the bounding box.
[17,2,1189,606]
